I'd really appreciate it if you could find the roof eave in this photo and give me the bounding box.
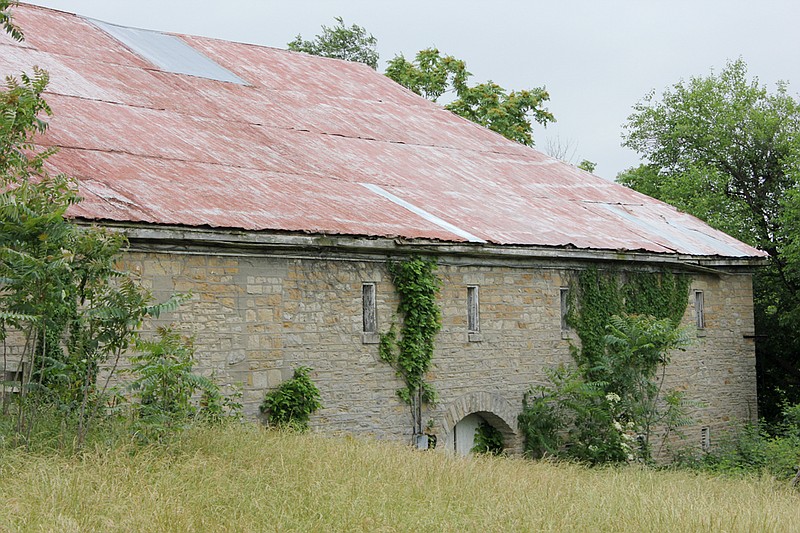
[82,220,767,273]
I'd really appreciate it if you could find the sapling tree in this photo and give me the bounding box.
[0,7,182,447]
[601,314,691,459]
[520,268,693,464]
[520,314,690,464]
[128,326,236,442]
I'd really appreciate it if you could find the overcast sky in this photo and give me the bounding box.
[22,1,800,180]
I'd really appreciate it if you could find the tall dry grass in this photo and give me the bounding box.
[1,424,798,532]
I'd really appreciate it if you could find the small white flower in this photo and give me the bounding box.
[613,421,623,432]
[605,392,621,403]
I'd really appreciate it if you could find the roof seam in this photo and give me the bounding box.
[41,142,348,181]
[43,144,667,209]
[43,92,537,158]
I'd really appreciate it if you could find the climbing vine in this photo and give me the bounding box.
[379,256,442,439]
[567,267,691,368]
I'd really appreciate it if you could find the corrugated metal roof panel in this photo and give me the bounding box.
[5,4,767,260]
[13,6,150,68]
[87,18,247,85]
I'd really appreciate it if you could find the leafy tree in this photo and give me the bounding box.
[577,159,596,173]
[520,314,690,464]
[386,48,554,146]
[384,48,469,101]
[619,59,800,421]
[601,314,691,458]
[288,16,378,69]
[288,19,555,146]
[447,81,554,146]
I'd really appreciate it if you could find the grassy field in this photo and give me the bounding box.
[1,424,798,532]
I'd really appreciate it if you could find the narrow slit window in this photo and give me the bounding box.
[467,285,480,333]
[701,426,710,452]
[560,288,570,331]
[362,283,377,333]
[695,290,705,330]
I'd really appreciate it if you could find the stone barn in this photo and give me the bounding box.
[2,4,765,454]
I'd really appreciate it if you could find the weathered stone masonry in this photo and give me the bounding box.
[121,229,758,454]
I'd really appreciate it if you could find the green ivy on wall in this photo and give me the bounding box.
[379,256,442,438]
[567,267,691,367]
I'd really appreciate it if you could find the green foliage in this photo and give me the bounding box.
[128,326,238,442]
[567,268,690,367]
[519,382,565,458]
[601,314,691,457]
[1,67,52,180]
[577,159,597,173]
[199,383,243,425]
[566,268,623,366]
[385,48,469,101]
[521,365,634,464]
[385,48,554,146]
[0,1,22,43]
[260,366,322,431]
[521,268,692,464]
[379,256,442,436]
[0,27,190,448]
[621,58,799,253]
[471,421,504,456]
[288,17,378,69]
[676,402,800,481]
[618,59,800,422]
[447,82,554,146]
[623,271,690,325]
[520,365,599,459]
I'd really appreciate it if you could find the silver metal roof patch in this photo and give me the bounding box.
[361,183,486,243]
[599,203,748,257]
[87,18,247,85]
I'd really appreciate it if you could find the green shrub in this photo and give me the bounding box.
[260,366,322,430]
[471,421,504,455]
[519,314,691,465]
[128,326,239,442]
[678,402,800,480]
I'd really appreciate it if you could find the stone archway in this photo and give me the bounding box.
[437,391,522,455]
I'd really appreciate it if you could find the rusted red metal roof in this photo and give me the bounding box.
[2,4,766,258]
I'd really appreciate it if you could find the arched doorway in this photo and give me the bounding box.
[452,412,503,455]
[438,391,521,455]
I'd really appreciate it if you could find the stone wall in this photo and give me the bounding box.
[121,248,757,454]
